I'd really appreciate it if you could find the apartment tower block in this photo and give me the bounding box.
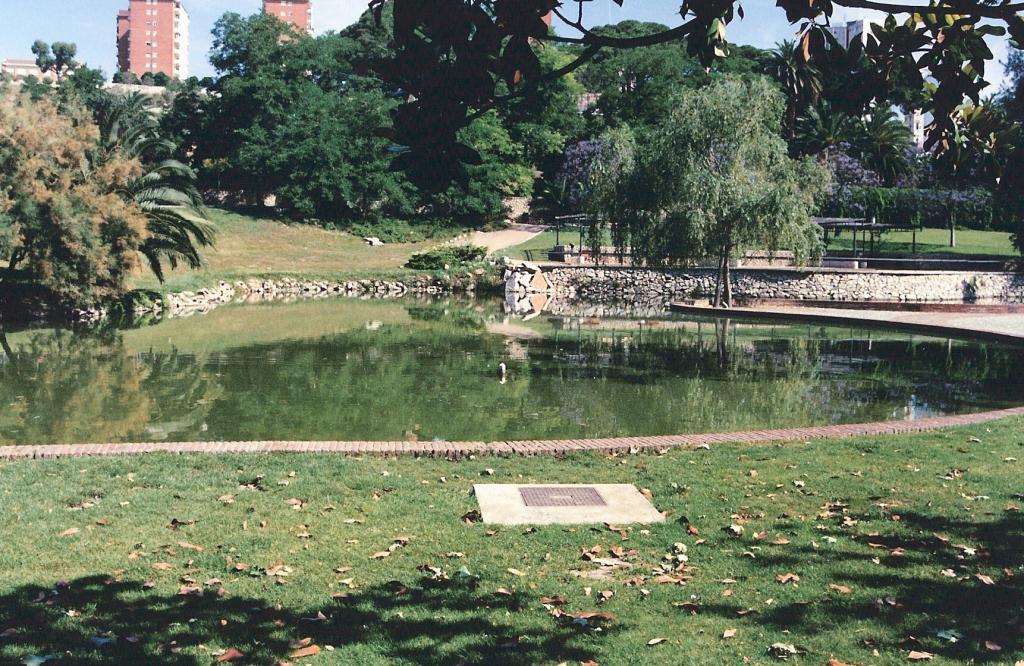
[116,0,189,78]
[263,0,313,34]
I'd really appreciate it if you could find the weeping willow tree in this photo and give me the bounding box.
[597,77,829,307]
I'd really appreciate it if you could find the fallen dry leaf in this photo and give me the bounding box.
[58,528,80,537]
[289,644,321,659]
[776,573,801,585]
[975,573,995,585]
[722,629,736,639]
[217,648,245,662]
[907,651,935,661]
[827,584,852,594]
[646,637,667,646]
[506,568,526,577]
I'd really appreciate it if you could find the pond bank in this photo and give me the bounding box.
[3,406,1023,460]
[507,264,1024,309]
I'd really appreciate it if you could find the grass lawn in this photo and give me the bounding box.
[1,419,1023,665]
[503,230,614,262]
[129,209,442,293]
[825,228,1017,257]
[507,228,1019,262]
[505,230,564,261]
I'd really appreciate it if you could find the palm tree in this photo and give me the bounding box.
[858,107,913,186]
[97,94,215,282]
[767,40,823,137]
[793,102,859,156]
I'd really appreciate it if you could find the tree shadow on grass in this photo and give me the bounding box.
[699,509,1024,661]
[0,572,599,665]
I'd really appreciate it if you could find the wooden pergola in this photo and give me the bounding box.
[814,217,919,255]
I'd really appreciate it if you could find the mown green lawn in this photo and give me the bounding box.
[506,228,1019,262]
[1,418,1022,665]
[503,230,614,262]
[825,228,1017,257]
[130,209,443,293]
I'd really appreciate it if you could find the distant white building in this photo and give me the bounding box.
[0,58,54,82]
[902,108,927,148]
[826,19,873,49]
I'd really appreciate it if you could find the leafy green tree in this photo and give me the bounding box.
[112,71,140,85]
[575,22,692,130]
[574,22,769,134]
[178,12,417,223]
[431,111,534,226]
[600,77,828,306]
[264,76,416,221]
[58,65,110,116]
[31,40,78,82]
[376,0,1016,191]
[498,45,585,177]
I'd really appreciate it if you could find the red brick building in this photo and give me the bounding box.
[263,0,313,34]
[116,0,190,79]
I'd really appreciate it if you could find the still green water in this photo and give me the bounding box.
[1,298,1022,445]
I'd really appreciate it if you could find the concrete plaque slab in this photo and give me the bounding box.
[474,484,665,525]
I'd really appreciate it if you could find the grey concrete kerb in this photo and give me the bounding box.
[2,406,1023,461]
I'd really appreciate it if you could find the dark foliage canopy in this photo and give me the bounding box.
[374,0,1022,191]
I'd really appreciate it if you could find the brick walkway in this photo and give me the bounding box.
[2,407,1022,461]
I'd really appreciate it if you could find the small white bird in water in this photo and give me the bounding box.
[497,362,508,384]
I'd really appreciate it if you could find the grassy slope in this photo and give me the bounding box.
[130,209,441,293]
[505,229,1018,261]
[1,418,1022,665]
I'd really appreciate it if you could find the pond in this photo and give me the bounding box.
[1,297,1022,446]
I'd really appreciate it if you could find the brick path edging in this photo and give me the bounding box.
[2,407,1023,461]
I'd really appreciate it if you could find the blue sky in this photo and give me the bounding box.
[0,0,1011,90]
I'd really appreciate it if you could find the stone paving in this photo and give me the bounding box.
[2,406,1022,461]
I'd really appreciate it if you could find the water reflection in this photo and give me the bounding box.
[1,299,1021,445]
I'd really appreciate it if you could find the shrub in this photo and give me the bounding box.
[404,245,488,270]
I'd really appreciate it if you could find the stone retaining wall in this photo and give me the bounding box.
[98,276,470,322]
[533,265,1024,307]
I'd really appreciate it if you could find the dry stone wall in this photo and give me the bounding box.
[126,277,461,321]
[533,266,1024,307]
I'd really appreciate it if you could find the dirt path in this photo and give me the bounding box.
[448,223,548,255]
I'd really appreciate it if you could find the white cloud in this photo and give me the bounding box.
[313,0,368,33]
